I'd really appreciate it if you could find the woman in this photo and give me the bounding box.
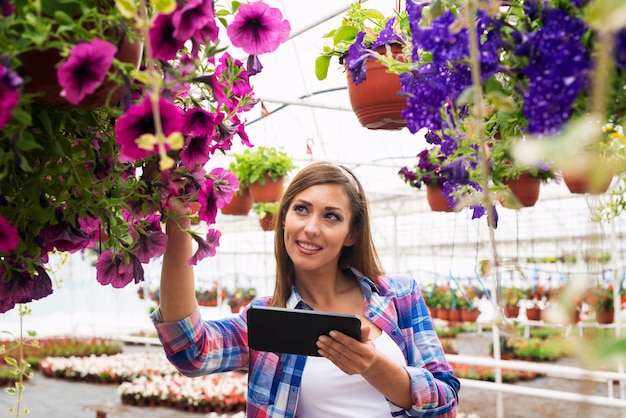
[152,161,460,417]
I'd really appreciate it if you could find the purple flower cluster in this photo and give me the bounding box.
[515,7,591,134]
[401,8,499,133]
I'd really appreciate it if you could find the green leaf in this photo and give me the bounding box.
[38,110,54,137]
[332,25,358,47]
[16,135,44,152]
[10,107,32,126]
[152,0,176,14]
[53,10,74,26]
[315,55,332,81]
[115,0,137,19]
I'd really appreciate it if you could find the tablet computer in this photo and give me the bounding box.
[247,305,361,357]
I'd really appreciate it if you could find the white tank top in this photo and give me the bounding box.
[295,331,407,418]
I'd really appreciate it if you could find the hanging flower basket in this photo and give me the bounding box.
[502,172,542,208]
[346,44,407,131]
[562,168,613,195]
[249,175,285,203]
[426,184,453,212]
[259,213,276,231]
[460,309,480,322]
[221,188,254,215]
[525,307,543,321]
[505,305,520,319]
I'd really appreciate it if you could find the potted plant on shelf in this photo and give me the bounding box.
[502,287,524,319]
[315,3,411,130]
[584,284,619,324]
[252,201,279,231]
[228,146,296,203]
[0,0,291,313]
[227,288,244,314]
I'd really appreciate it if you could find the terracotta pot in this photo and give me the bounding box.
[562,168,613,195]
[21,36,143,107]
[525,307,543,321]
[503,172,541,208]
[426,184,453,212]
[221,188,253,215]
[249,175,284,202]
[448,309,462,322]
[596,310,614,324]
[504,305,520,318]
[461,309,480,322]
[230,304,241,314]
[346,44,407,130]
[259,213,276,231]
[437,309,450,321]
[429,307,439,318]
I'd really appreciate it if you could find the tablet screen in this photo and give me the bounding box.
[247,305,361,356]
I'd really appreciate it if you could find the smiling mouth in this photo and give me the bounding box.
[297,241,321,251]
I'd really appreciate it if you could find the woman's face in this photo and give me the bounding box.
[283,184,355,274]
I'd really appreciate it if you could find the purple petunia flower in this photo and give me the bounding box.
[37,220,92,254]
[131,214,167,264]
[0,265,53,313]
[172,0,215,42]
[57,39,117,105]
[0,64,22,129]
[346,32,376,85]
[188,229,221,265]
[209,167,239,209]
[198,177,218,225]
[372,17,402,49]
[150,13,185,61]
[0,215,19,253]
[226,2,290,55]
[1,0,13,16]
[95,250,144,288]
[115,97,184,162]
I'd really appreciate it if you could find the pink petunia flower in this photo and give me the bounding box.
[209,167,239,209]
[226,2,290,55]
[95,250,144,288]
[188,229,221,265]
[57,38,117,105]
[115,97,184,162]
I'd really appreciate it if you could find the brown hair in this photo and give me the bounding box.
[270,162,384,307]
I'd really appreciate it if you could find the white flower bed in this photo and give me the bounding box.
[40,352,247,413]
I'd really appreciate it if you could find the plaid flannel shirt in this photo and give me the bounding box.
[152,268,460,417]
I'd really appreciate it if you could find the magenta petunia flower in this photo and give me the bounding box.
[188,228,221,265]
[198,177,218,224]
[0,64,22,129]
[115,97,184,162]
[132,215,168,263]
[95,250,144,288]
[0,215,19,253]
[57,38,117,105]
[226,2,290,55]
[172,0,215,42]
[150,13,185,61]
[182,107,219,137]
[209,167,238,208]
[0,265,53,313]
[37,220,92,254]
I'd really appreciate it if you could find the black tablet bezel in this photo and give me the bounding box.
[247,305,362,357]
